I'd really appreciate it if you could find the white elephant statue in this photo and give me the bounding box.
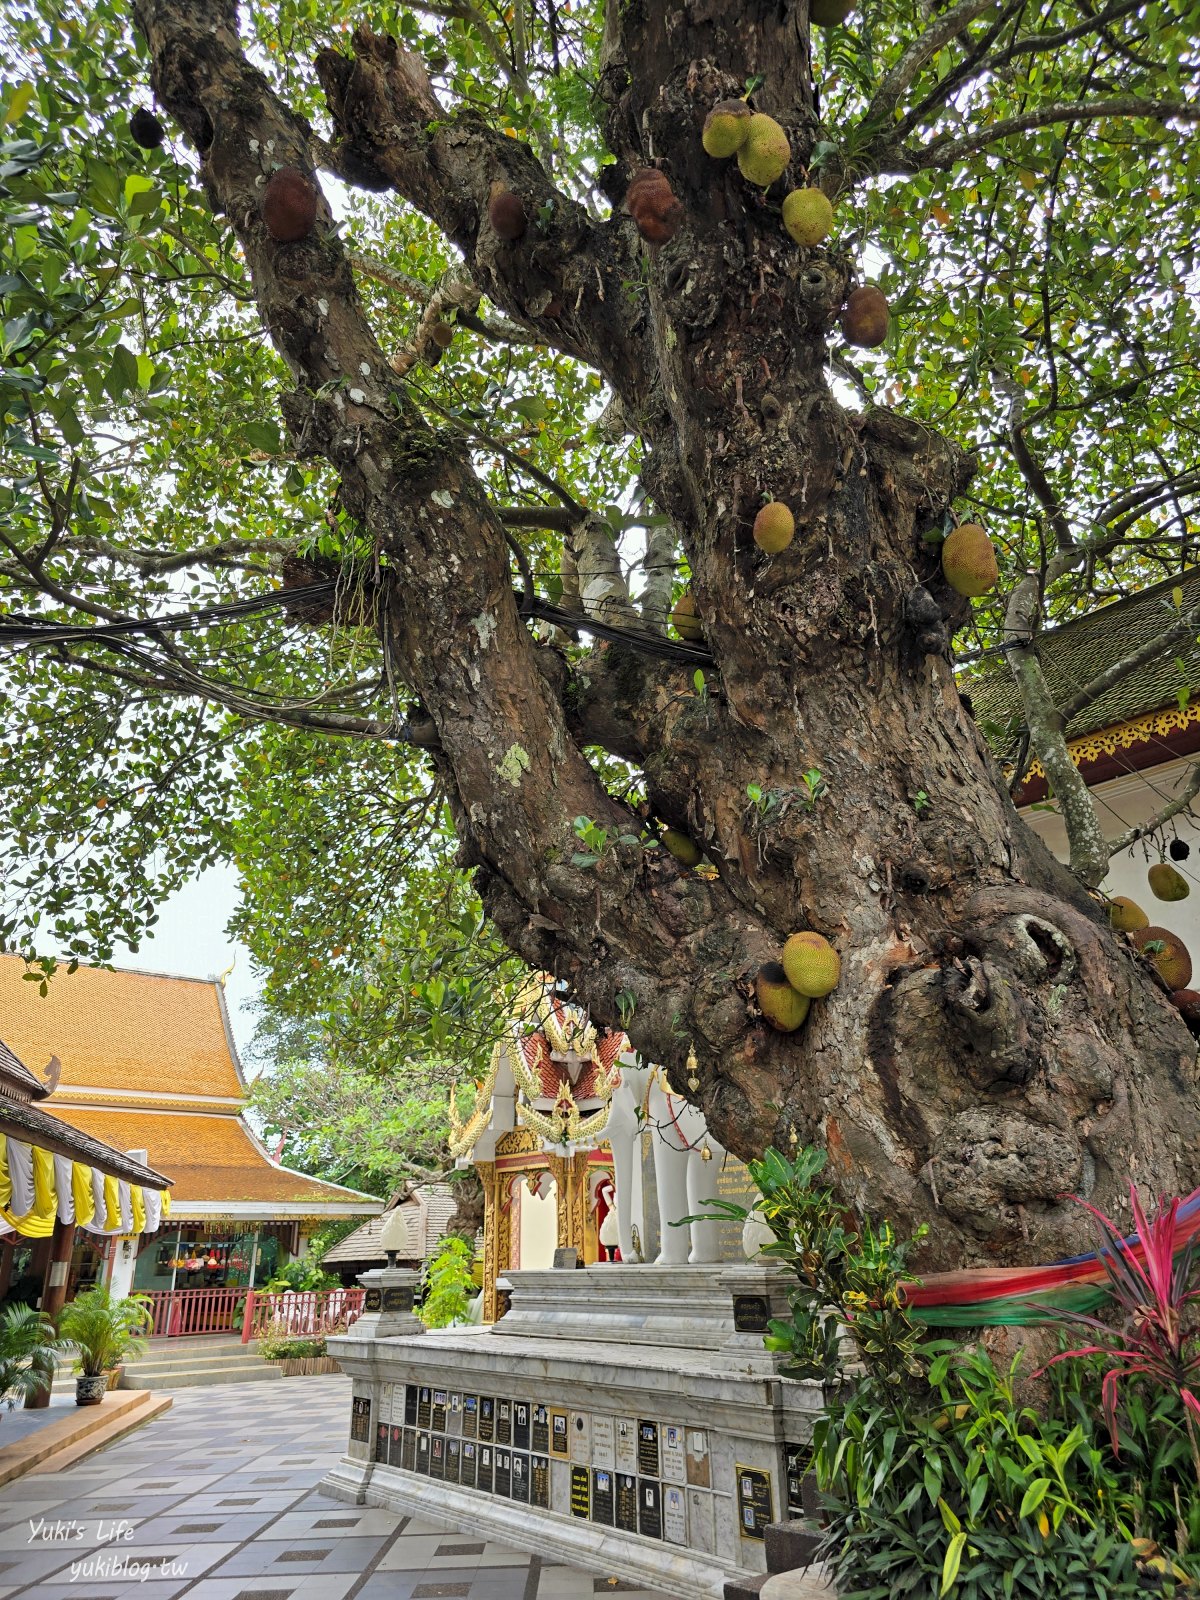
[606,1060,726,1265]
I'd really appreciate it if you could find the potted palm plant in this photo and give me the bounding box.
[0,1304,70,1414]
[57,1287,152,1406]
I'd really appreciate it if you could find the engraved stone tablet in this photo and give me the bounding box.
[388,1424,403,1466]
[495,1447,512,1499]
[430,1434,446,1481]
[417,1386,432,1429]
[570,1464,590,1518]
[513,1400,530,1451]
[687,1488,715,1555]
[350,1395,371,1445]
[637,1420,660,1478]
[553,1246,578,1268]
[732,1294,770,1333]
[512,1450,530,1503]
[480,1396,495,1443]
[592,1415,614,1470]
[463,1393,479,1439]
[497,1398,513,1446]
[532,1404,549,1454]
[686,1428,711,1488]
[591,1467,614,1525]
[570,1411,591,1464]
[736,1464,773,1540]
[478,1443,494,1495]
[416,1432,431,1475]
[405,1384,418,1426]
[375,1422,389,1463]
[432,1389,447,1433]
[638,1478,663,1541]
[460,1438,478,1490]
[551,1409,569,1457]
[532,1453,550,1509]
[402,1428,416,1472]
[615,1417,637,1476]
[615,1472,638,1533]
[661,1423,687,1485]
[664,1483,687,1545]
[446,1437,461,1485]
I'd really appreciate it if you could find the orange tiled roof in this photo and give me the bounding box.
[0,956,244,1100]
[44,1106,375,1209]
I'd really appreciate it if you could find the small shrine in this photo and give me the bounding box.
[449,985,628,1320]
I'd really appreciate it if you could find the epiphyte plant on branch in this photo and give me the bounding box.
[1,0,1200,1271]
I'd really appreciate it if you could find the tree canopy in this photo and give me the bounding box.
[2,0,1199,1264]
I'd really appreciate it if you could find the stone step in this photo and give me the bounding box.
[723,1573,771,1600]
[765,1520,823,1575]
[761,1564,836,1599]
[117,1361,283,1390]
[120,1348,265,1374]
[0,1391,172,1488]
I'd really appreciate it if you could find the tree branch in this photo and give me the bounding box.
[1058,602,1200,727]
[896,98,1200,174]
[1108,761,1200,859]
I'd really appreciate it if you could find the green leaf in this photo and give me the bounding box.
[940,1531,966,1595]
[1018,1477,1051,1519]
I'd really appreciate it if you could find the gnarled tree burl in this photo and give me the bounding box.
[133,0,1200,1267]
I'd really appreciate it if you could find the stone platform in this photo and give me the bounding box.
[323,1263,825,1600]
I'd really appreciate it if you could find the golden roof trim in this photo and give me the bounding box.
[1022,699,1200,781]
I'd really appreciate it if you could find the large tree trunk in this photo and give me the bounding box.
[134,0,1200,1271]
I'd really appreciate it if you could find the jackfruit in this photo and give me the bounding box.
[130,108,165,149]
[262,167,318,243]
[702,100,752,159]
[737,115,791,188]
[625,168,684,245]
[671,592,704,642]
[1172,989,1200,1026]
[488,183,528,241]
[753,502,795,553]
[1108,896,1149,933]
[781,931,841,998]
[841,284,890,348]
[782,187,833,246]
[1170,837,1191,862]
[756,963,811,1032]
[941,523,999,598]
[661,829,702,867]
[1132,925,1193,990]
[809,0,854,23]
[1149,862,1189,902]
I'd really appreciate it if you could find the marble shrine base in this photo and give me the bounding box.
[323,1264,827,1600]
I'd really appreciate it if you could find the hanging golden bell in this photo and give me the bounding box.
[686,1042,700,1093]
[700,1142,713,1162]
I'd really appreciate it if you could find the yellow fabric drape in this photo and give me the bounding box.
[130,1184,145,1234]
[0,1136,10,1211]
[31,1146,56,1217]
[0,1204,54,1237]
[72,1162,95,1227]
[103,1174,120,1232]
[161,1189,171,1218]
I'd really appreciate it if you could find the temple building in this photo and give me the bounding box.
[0,955,381,1316]
[968,567,1200,958]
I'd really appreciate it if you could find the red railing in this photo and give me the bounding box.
[241,1286,366,1344]
[146,1286,246,1338]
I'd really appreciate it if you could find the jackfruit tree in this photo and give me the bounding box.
[3,0,1200,1267]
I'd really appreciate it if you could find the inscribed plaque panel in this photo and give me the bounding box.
[431,1390,447,1433]
[380,1383,394,1424]
[478,1443,495,1495]
[417,1386,432,1429]
[614,1417,637,1476]
[591,1467,615,1526]
[460,1438,477,1490]
[638,1479,663,1541]
[661,1423,686,1485]
[349,1395,371,1445]
[494,1447,512,1499]
[512,1450,530,1503]
[447,1392,463,1436]
[637,1420,660,1478]
[532,1404,549,1455]
[479,1396,495,1443]
[570,1464,590,1519]
[388,1424,403,1466]
[591,1415,614,1470]
[430,1434,446,1481]
[497,1398,513,1446]
[570,1411,592,1464]
[686,1428,711,1487]
[416,1432,431,1475]
[663,1484,687,1545]
[532,1454,550,1509]
[736,1464,773,1540]
[446,1437,461,1484]
[550,1458,572,1515]
[462,1393,478,1439]
[615,1473,638,1533]
[401,1428,416,1473]
[374,1423,388,1464]
[550,1409,569,1457]
[405,1384,418,1426]
[513,1400,531,1451]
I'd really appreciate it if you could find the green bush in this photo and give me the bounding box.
[0,1304,70,1409]
[57,1288,151,1377]
[419,1236,476,1329]
[259,1333,327,1361]
[264,1257,337,1293]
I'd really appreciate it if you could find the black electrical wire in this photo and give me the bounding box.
[0,582,717,667]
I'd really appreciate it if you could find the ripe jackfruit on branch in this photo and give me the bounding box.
[671,592,704,642]
[753,502,795,553]
[1108,896,1149,933]
[262,167,318,242]
[1149,861,1189,902]
[625,168,684,245]
[737,115,791,188]
[1132,925,1193,990]
[702,100,752,159]
[488,183,528,241]
[941,522,999,598]
[841,284,890,348]
[782,187,834,246]
[756,963,811,1032]
[781,931,841,998]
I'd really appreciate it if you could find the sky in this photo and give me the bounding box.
[112,861,262,1060]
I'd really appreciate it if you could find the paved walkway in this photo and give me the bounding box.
[0,1376,666,1600]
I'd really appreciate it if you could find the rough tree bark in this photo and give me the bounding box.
[133,0,1200,1269]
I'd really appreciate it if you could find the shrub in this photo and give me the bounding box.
[0,1304,70,1410]
[57,1288,151,1377]
[419,1236,476,1329]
